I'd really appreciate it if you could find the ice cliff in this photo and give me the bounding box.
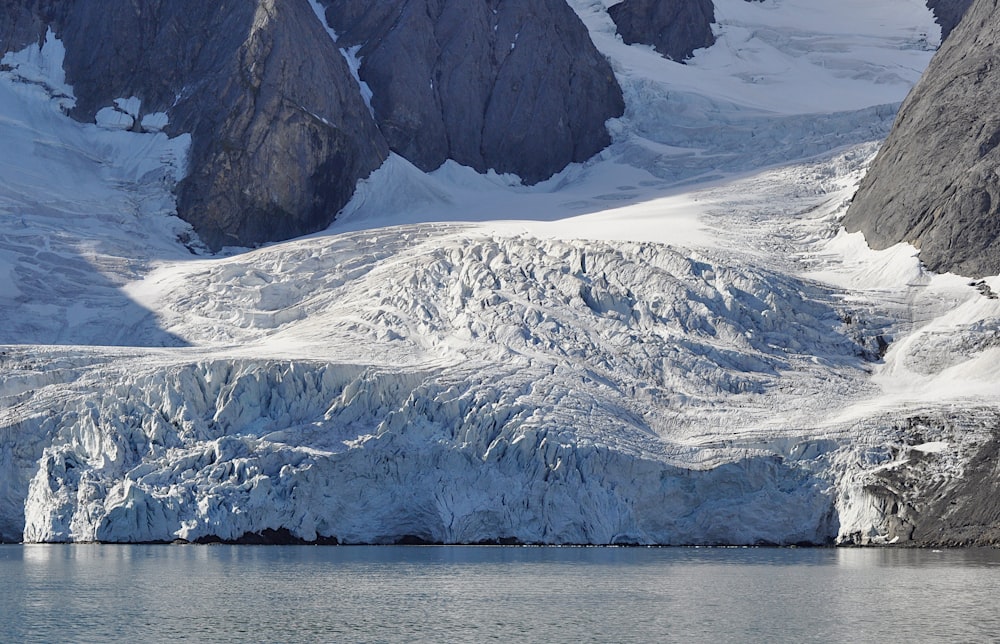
[2,0,999,546]
[9,228,864,544]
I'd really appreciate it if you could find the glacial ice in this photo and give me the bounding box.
[2,1,999,546]
[14,228,870,544]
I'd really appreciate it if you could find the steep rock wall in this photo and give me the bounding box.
[844,0,1000,277]
[1,0,625,246]
[320,0,625,184]
[0,0,388,251]
[926,0,973,39]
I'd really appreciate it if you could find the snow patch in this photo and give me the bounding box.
[95,97,170,133]
[0,36,196,346]
[0,29,74,112]
[306,0,375,117]
[912,441,948,454]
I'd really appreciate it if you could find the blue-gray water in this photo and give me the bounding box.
[2,545,999,643]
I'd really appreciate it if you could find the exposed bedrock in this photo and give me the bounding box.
[320,0,625,184]
[909,428,1000,546]
[838,412,1000,547]
[608,0,716,62]
[843,0,1000,278]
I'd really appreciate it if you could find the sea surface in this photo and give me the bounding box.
[2,545,998,643]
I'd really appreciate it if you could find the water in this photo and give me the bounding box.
[2,545,999,643]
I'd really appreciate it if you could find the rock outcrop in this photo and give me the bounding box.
[842,413,1000,548]
[843,0,1000,278]
[0,0,388,251]
[607,0,716,62]
[320,0,624,184]
[909,427,1000,546]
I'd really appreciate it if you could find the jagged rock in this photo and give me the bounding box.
[857,419,1000,547]
[320,0,624,184]
[607,0,716,62]
[1,0,388,251]
[926,0,973,40]
[843,0,1000,278]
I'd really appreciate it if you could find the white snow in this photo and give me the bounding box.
[306,0,375,117]
[0,29,74,113]
[912,442,949,454]
[0,37,194,348]
[1,3,997,545]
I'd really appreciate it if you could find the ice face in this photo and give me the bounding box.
[2,4,998,546]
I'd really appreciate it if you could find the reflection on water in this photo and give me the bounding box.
[3,545,1000,642]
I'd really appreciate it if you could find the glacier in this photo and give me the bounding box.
[2,0,999,545]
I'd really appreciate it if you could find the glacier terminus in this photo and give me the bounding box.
[1,0,999,547]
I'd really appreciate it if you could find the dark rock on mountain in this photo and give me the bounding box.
[1,0,388,251]
[607,0,716,62]
[2,0,625,247]
[320,0,625,184]
[843,0,1000,278]
[926,0,973,40]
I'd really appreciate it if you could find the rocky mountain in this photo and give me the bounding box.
[0,0,623,250]
[843,0,999,277]
[1,0,388,251]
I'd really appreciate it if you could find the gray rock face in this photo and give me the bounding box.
[321,0,625,184]
[1,0,388,251]
[843,0,1000,278]
[909,427,1000,546]
[607,0,716,62]
[926,0,973,40]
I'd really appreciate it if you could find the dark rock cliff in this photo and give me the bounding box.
[843,0,1000,278]
[607,0,716,62]
[850,414,1000,548]
[320,0,624,184]
[926,0,973,40]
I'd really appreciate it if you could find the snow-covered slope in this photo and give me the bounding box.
[3,1,998,545]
